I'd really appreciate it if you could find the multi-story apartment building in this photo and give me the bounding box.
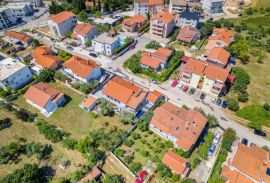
[48,11,77,38]
[0,7,17,30]
[169,0,201,15]
[201,0,225,14]
[150,10,175,38]
[178,10,200,28]
[6,2,34,18]
[134,0,164,17]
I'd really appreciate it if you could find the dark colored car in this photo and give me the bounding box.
[215,98,222,106]
[89,52,98,58]
[188,88,195,95]
[182,85,188,92]
[200,93,206,100]
[241,138,248,145]
[221,100,228,108]
[254,129,267,137]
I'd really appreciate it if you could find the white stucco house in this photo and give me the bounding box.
[62,56,102,83]
[92,32,120,56]
[0,56,32,90]
[134,0,164,17]
[71,23,99,45]
[24,82,65,117]
[202,0,225,14]
[48,11,77,38]
[178,10,200,28]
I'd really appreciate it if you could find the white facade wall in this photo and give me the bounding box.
[77,27,99,45]
[48,16,77,38]
[0,66,32,90]
[63,67,102,83]
[202,0,224,14]
[189,74,201,89]
[92,39,120,56]
[134,2,149,17]
[201,77,215,94]
[179,18,198,28]
[0,8,16,29]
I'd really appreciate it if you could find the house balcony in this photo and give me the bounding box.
[211,86,221,94]
[213,81,224,88]
[181,76,191,83]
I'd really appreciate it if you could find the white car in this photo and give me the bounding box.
[178,83,183,90]
[213,132,221,144]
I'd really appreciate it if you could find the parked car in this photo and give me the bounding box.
[151,79,157,84]
[135,170,148,183]
[66,45,73,50]
[200,93,206,100]
[182,85,188,92]
[89,52,97,58]
[171,80,178,87]
[177,83,183,90]
[241,138,248,145]
[188,88,195,95]
[254,129,267,137]
[207,144,216,157]
[221,100,228,108]
[215,98,222,106]
[213,132,221,144]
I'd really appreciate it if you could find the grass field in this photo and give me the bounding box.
[13,82,130,140]
[0,109,87,182]
[251,0,270,7]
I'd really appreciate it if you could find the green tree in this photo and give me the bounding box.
[102,174,125,183]
[227,98,239,111]
[207,114,219,128]
[0,118,12,130]
[238,92,249,103]
[130,162,142,174]
[120,112,134,125]
[37,69,55,82]
[157,163,172,179]
[114,148,125,157]
[181,178,197,183]
[79,10,88,22]
[49,0,63,14]
[230,39,249,64]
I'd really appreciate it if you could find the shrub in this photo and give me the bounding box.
[207,114,219,128]
[191,158,201,170]
[137,22,150,33]
[62,138,77,150]
[124,139,134,147]
[72,81,99,94]
[263,103,270,111]
[140,150,149,157]
[54,71,68,82]
[0,101,13,111]
[131,132,141,140]
[130,162,142,174]
[238,91,249,102]
[113,37,133,55]
[114,148,125,157]
[231,67,250,92]
[37,69,55,82]
[124,155,134,164]
[15,109,36,122]
[145,41,160,49]
[227,98,239,111]
[0,118,12,130]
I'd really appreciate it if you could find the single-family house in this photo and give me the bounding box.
[62,56,102,83]
[203,47,230,68]
[81,95,97,112]
[140,47,173,72]
[150,10,175,38]
[102,76,147,113]
[206,28,234,51]
[180,58,230,96]
[122,15,147,32]
[169,0,201,15]
[146,90,164,108]
[32,46,62,70]
[134,0,164,17]
[0,57,32,90]
[92,32,120,56]
[0,7,17,29]
[24,82,65,116]
[48,11,77,38]
[150,102,207,151]
[162,150,190,177]
[176,25,201,44]
[4,31,32,46]
[202,0,225,14]
[178,10,200,28]
[221,143,270,183]
[71,23,99,45]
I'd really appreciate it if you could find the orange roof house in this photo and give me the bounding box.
[24,82,65,114]
[204,47,230,67]
[122,15,147,32]
[62,56,101,82]
[78,166,102,183]
[150,102,207,151]
[177,26,201,44]
[4,31,32,46]
[82,96,97,112]
[140,48,173,71]
[222,143,270,183]
[102,77,147,112]
[151,10,175,24]
[146,90,164,105]
[206,28,234,50]
[134,0,164,6]
[32,46,62,70]
[50,11,76,24]
[162,150,190,176]
[71,23,98,44]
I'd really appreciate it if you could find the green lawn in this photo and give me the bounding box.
[13,82,130,140]
[252,0,270,7]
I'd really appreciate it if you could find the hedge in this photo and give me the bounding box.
[113,38,134,55]
[138,22,150,33]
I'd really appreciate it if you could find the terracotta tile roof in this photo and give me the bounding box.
[204,64,229,82]
[205,47,230,65]
[62,56,100,79]
[151,10,175,24]
[4,31,32,43]
[184,58,206,75]
[134,0,164,6]
[78,167,101,183]
[122,15,147,25]
[147,90,163,104]
[150,102,207,151]
[140,52,162,69]
[24,82,64,108]
[221,166,254,183]
[102,77,147,110]
[209,28,234,46]
[82,96,96,108]
[50,11,76,24]
[85,1,94,6]
[177,26,200,43]
[231,143,270,182]
[72,23,97,38]
[152,47,173,60]
[32,46,62,69]
[162,150,189,175]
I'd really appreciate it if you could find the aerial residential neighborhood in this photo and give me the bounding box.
[0,0,270,183]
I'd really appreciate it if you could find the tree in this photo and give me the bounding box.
[199,21,214,37]
[49,0,63,14]
[263,103,270,111]
[102,174,125,183]
[222,128,236,151]
[94,11,101,18]
[229,39,249,64]
[231,67,250,92]
[114,148,125,157]
[32,39,40,47]
[157,163,172,179]
[38,69,55,82]
[120,112,134,125]
[124,155,134,164]
[16,109,36,122]
[54,71,68,82]
[0,118,12,130]
[227,98,239,111]
[130,162,142,174]
[85,41,92,47]
[145,41,160,49]
[181,178,197,183]
[207,114,218,128]
[79,10,88,22]
[238,92,249,103]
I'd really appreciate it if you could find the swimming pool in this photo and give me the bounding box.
[117,35,126,45]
